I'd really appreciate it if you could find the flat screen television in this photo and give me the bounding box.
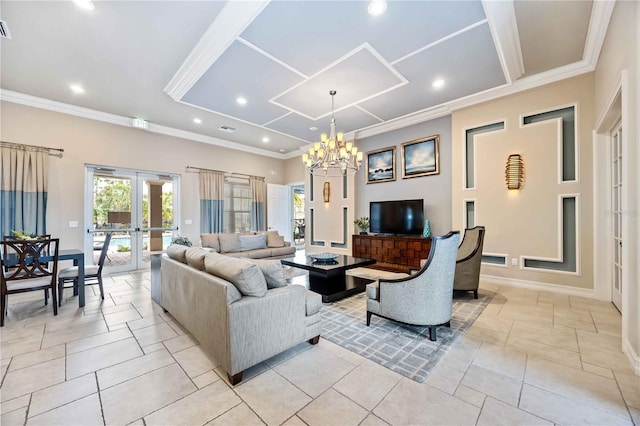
[369,199,424,235]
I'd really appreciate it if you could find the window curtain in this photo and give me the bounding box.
[0,147,48,237]
[250,176,266,232]
[199,171,225,233]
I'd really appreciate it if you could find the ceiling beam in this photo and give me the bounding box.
[482,0,525,84]
[582,0,616,68]
[164,0,270,101]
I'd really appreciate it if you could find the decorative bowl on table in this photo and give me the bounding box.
[310,253,339,263]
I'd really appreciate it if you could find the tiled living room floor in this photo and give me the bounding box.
[1,270,638,425]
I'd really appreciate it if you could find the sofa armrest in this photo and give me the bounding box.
[227,285,306,374]
[284,241,291,247]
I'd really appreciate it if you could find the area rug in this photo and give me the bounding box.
[320,290,493,383]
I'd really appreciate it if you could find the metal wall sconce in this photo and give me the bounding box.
[505,154,524,189]
[323,182,330,202]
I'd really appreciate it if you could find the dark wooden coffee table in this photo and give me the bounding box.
[281,254,376,302]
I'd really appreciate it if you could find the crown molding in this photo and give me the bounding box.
[482,0,525,84]
[163,0,270,101]
[0,89,286,160]
[583,0,616,67]
[0,89,130,126]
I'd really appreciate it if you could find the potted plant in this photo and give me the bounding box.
[353,217,370,235]
[170,236,192,247]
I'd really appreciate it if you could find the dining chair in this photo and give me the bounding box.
[0,237,60,327]
[3,234,53,303]
[58,233,111,305]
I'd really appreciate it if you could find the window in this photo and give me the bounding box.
[224,182,251,233]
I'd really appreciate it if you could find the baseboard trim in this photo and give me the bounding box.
[623,339,640,375]
[481,274,596,298]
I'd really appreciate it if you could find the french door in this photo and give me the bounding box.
[611,123,622,311]
[85,165,180,273]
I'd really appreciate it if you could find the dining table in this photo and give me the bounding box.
[3,249,86,307]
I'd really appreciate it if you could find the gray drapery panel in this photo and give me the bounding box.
[250,176,266,232]
[0,147,48,237]
[199,171,225,233]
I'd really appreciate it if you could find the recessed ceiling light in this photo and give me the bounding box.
[432,79,445,89]
[73,0,95,10]
[262,137,269,143]
[193,118,202,124]
[279,149,286,153]
[236,97,247,106]
[368,0,387,16]
[310,126,318,131]
[70,84,85,94]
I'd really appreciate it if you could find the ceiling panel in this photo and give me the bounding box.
[240,1,487,75]
[266,106,380,142]
[516,1,593,76]
[182,40,301,125]
[271,45,406,120]
[359,23,506,120]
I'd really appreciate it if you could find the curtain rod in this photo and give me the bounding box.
[186,166,264,181]
[1,141,64,156]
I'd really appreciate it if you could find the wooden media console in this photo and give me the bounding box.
[352,234,432,273]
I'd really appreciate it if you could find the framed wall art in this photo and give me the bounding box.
[401,135,440,179]
[366,146,396,184]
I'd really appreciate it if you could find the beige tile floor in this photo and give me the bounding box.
[1,271,638,425]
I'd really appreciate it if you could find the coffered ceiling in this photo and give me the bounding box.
[0,1,613,158]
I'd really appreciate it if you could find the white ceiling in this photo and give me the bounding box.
[0,1,611,158]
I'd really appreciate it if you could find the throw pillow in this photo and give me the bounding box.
[239,234,267,251]
[185,247,207,271]
[166,244,188,263]
[250,259,287,288]
[266,231,285,248]
[200,234,220,252]
[204,252,267,297]
[218,233,241,253]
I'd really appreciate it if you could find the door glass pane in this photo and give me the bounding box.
[92,175,132,267]
[97,231,132,266]
[142,179,174,230]
[93,175,132,230]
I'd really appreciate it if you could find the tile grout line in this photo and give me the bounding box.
[94,372,107,426]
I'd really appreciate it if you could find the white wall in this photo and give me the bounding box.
[1,102,288,252]
[354,115,453,236]
[451,74,595,290]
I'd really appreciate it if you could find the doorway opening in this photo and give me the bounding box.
[292,185,305,249]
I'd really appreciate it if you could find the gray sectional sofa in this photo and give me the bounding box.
[200,230,296,259]
[161,245,321,385]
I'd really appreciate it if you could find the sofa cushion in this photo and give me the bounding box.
[218,233,242,253]
[266,231,285,248]
[204,252,267,297]
[226,249,270,259]
[250,259,287,289]
[166,244,188,263]
[201,234,220,252]
[226,282,242,304]
[305,290,322,316]
[185,247,207,271]
[270,246,297,257]
[239,234,267,251]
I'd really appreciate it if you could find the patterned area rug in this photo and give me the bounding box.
[321,290,493,383]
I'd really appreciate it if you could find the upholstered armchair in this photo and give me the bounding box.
[365,231,460,341]
[453,226,485,299]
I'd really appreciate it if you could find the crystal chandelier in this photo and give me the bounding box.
[302,90,363,176]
